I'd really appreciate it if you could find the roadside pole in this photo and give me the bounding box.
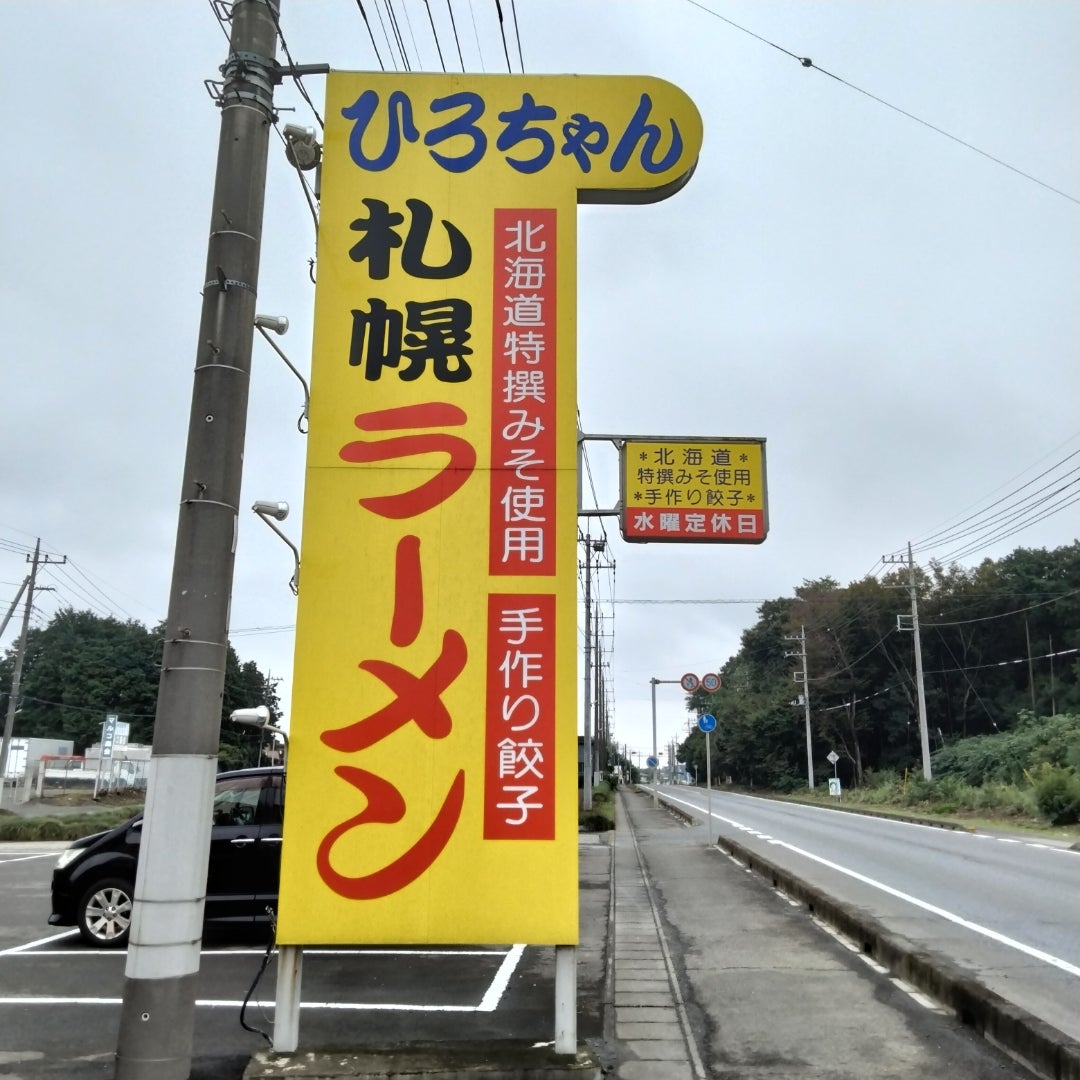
[114,4,279,1077]
[705,728,712,834]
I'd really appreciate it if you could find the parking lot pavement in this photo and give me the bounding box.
[0,835,612,1078]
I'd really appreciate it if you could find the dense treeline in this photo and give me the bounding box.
[679,543,1080,791]
[0,608,281,769]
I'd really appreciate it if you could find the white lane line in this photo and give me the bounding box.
[664,792,1080,980]
[477,943,525,1011]
[0,853,58,864]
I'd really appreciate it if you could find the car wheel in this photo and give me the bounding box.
[77,878,134,948]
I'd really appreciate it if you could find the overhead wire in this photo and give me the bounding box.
[445,0,466,70]
[382,0,413,71]
[371,0,401,70]
[936,491,1080,566]
[493,0,514,73]
[682,0,1080,205]
[268,6,325,130]
[508,0,524,72]
[899,453,1080,559]
[354,1,388,70]
[467,0,486,71]
[397,0,423,69]
[893,444,1080,559]
[423,0,448,71]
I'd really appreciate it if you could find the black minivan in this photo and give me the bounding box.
[49,766,284,948]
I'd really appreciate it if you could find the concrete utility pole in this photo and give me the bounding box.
[580,536,607,809]
[114,4,279,1077]
[1,540,66,798]
[581,535,594,811]
[884,543,931,780]
[784,625,814,789]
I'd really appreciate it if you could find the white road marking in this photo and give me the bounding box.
[0,853,58,864]
[477,943,525,1011]
[0,930,79,955]
[663,791,1080,980]
[0,943,525,1012]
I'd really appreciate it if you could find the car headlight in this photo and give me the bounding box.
[56,848,83,871]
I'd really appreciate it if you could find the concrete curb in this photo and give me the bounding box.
[716,832,1080,1080]
[243,1043,601,1079]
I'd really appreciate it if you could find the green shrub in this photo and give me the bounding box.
[1032,765,1080,826]
[579,810,612,832]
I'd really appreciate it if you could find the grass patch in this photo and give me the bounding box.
[579,781,616,832]
[0,805,141,843]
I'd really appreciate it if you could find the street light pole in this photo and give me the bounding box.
[650,677,659,807]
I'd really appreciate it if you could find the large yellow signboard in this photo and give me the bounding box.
[621,438,768,543]
[277,73,701,945]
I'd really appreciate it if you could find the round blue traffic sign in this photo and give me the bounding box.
[698,713,717,732]
[646,755,659,768]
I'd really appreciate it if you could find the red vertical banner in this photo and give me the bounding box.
[484,593,556,839]
[489,209,557,577]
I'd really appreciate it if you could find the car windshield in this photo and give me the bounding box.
[211,776,263,827]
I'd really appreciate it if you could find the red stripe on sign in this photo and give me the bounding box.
[484,593,556,839]
[624,508,765,540]
[489,209,557,577]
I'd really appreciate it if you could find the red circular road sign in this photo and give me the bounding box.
[680,672,700,692]
[701,672,721,692]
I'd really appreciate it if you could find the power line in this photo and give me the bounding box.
[423,0,447,71]
[920,586,1080,628]
[353,1,388,70]
[683,0,1080,206]
[269,6,325,129]
[900,451,1080,558]
[936,492,1080,566]
[445,0,465,70]
[493,0,513,73]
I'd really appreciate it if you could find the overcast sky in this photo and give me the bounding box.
[2,1,1077,763]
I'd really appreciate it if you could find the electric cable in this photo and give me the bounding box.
[446,0,465,70]
[353,1,388,70]
[238,908,277,1046]
[269,8,325,130]
[467,0,486,71]
[493,0,513,73]
[423,0,447,71]
[509,0,524,72]
[683,0,1079,205]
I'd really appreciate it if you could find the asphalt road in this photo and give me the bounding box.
[0,840,609,1079]
[656,785,1080,1044]
[617,786,1040,1080]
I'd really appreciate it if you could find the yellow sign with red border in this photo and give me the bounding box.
[277,73,701,945]
[621,438,768,543]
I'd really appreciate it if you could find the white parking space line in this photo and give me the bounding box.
[1,930,79,955]
[477,943,524,1011]
[0,942,526,1013]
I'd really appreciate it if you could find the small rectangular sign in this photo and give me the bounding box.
[620,437,768,543]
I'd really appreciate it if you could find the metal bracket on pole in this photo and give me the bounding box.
[274,945,303,1052]
[554,945,577,1054]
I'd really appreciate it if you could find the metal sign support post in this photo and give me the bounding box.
[697,712,717,842]
[554,945,577,1053]
[274,945,303,1051]
[705,729,712,836]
